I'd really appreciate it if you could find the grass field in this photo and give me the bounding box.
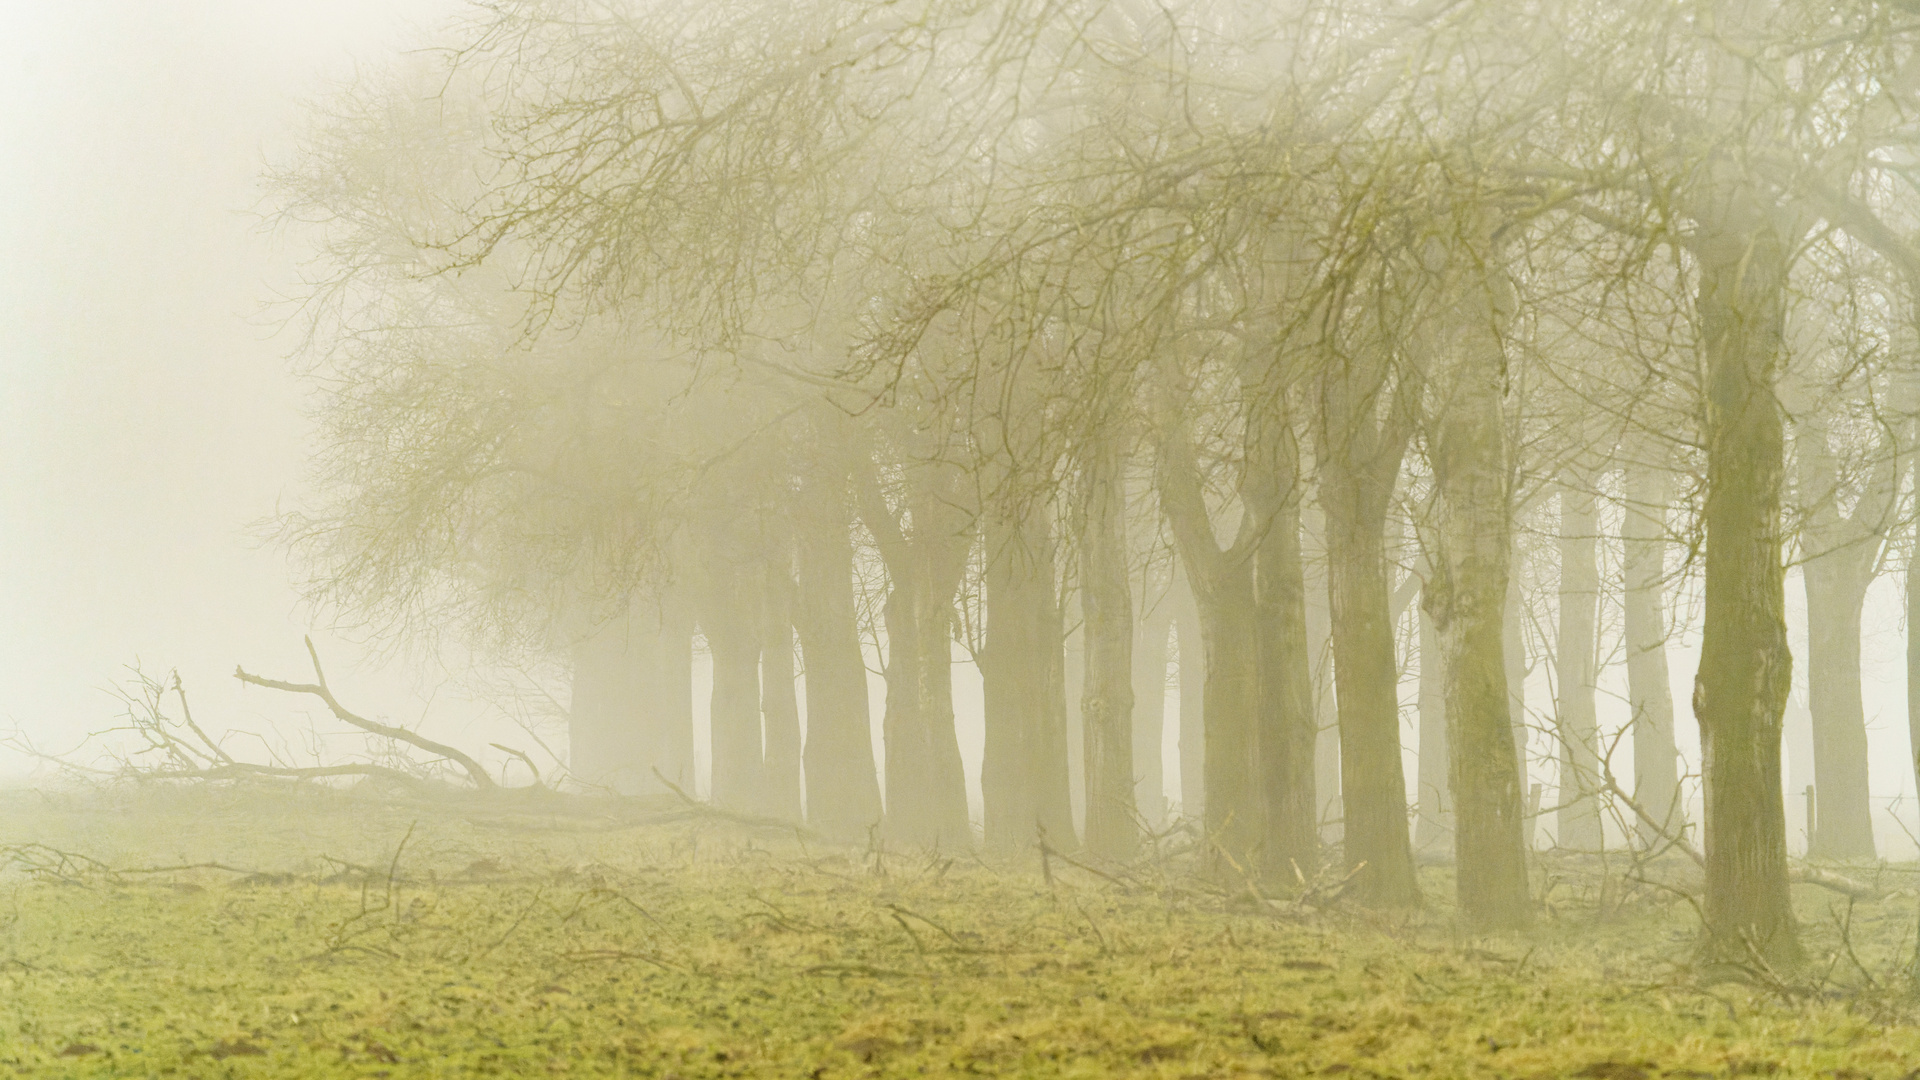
[4,784,1920,1078]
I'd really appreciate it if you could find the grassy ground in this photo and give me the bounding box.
[4,785,1920,1078]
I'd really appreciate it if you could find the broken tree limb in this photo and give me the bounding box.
[1597,761,1878,899]
[235,637,495,791]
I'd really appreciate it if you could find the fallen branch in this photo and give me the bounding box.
[235,637,494,791]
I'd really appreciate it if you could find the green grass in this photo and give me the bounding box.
[4,785,1920,1078]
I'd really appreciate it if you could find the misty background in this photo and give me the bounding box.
[1,1,1913,858]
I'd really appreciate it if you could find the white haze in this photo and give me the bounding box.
[0,2,1915,859]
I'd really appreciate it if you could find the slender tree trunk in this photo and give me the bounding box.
[759,541,804,821]
[1691,220,1797,961]
[1623,461,1680,848]
[794,473,883,838]
[701,555,764,812]
[1316,377,1418,906]
[1506,553,1533,848]
[1246,396,1318,880]
[1304,503,1342,844]
[1080,437,1138,860]
[1413,602,1451,857]
[1132,589,1173,830]
[1802,563,1876,859]
[1555,478,1604,851]
[1794,420,1894,862]
[1172,569,1206,821]
[980,504,1075,852]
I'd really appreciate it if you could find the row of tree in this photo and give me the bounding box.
[274,0,1920,959]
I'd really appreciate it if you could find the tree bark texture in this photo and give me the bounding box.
[700,546,764,812]
[1691,217,1797,961]
[1415,242,1531,928]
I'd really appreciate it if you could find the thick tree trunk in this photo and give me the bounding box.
[1080,437,1138,860]
[794,475,883,838]
[1623,462,1681,848]
[1692,223,1797,961]
[980,505,1075,852]
[1555,479,1604,851]
[1909,534,1920,852]
[759,542,804,821]
[1132,591,1173,830]
[1416,240,1531,928]
[1802,563,1876,859]
[1413,602,1451,857]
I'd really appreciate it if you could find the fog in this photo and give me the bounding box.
[0,2,463,778]
[8,1,1920,1072]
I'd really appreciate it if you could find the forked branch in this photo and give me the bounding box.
[234,637,496,791]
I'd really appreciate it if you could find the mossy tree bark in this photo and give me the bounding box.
[1413,233,1531,928]
[1691,211,1798,962]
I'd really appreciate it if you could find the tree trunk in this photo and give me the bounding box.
[1802,562,1876,859]
[1172,569,1205,821]
[1079,436,1138,860]
[1623,461,1681,848]
[1691,220,1797,961]
[1315,371,1418,907]
[980,504,1075,852]
[794,472,883,838]
[1413,601,1451,857]
[1132,587,1173,830]
[759,540,804,821]
[1157,425,1262,872]
[1246,397,1318,880]
[1304,503,1342,844]
[1555,478,1604,851]
[1794,419,1893,862]
[701,554,764,812]
[1415,237,1531,928]
[568,590,695,796]
[1505,556,1532,848]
